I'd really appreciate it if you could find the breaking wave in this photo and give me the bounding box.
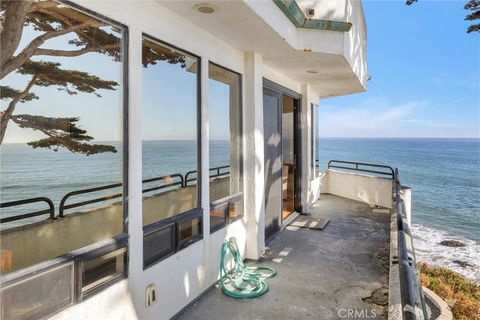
[411,223,480,284]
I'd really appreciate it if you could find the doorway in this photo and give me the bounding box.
[263,80,301,240]
[281,95,295,220]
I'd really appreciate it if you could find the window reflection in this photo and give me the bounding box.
[141,38,199,226]
[0,1,125,274]
[208,63,243,230]
[141,37,201,265]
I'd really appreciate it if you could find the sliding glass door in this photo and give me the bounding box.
[263,89,282,238]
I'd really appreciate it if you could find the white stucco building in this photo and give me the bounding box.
[0,1,381,319]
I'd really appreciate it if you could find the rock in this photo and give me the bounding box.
[439,240,466,247]
[453,260,474,268]
[363,285,389,306]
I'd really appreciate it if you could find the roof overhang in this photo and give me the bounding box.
[158,0,367,98]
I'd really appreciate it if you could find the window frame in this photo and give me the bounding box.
[141,34,203,269]
[207,61,244,234]
[0,2,130,315]
[312,103,319,176]
[311,103,315,177]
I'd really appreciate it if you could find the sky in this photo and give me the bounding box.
[318,0,480,138]
[2,1,479,143]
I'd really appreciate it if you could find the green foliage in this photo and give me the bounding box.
[13,114,117,156]
[418,263,480,320]
[27,138,116,155]
[142,40,187,68]
[0,86,39,102]
[18,60,118,97]
[407,0,479,33]
[465,0,480,33]
[24,6,122,61]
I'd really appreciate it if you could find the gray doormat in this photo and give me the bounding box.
[289,216,330,230]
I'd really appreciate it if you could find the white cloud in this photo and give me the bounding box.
[432,74,479,90]
[316,97,450,137]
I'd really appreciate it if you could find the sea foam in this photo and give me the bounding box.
[411,224,480,284]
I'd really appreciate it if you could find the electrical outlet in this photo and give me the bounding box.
[145,283,156,307]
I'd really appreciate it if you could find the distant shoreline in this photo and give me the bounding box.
[2,137,479,145]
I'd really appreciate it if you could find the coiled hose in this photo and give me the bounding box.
[219,239,276,299]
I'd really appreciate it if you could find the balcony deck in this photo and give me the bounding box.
[178,194,391,320]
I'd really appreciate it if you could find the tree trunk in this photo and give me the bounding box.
[0,0,32,69]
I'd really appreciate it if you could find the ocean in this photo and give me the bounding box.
[316,138,480,283]
[1,138,479,283]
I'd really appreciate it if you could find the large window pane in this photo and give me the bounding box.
[0,2,125,274]
[141,37,200,263]
[208,63,243,230]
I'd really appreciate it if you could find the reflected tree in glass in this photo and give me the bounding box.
[0,1,122,155]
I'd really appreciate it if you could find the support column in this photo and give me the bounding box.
[200,58,210,237]
[127,26,144,310]
[243,52,265,259]
[300,83,312,214]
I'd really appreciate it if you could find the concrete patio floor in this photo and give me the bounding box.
[178,194,391,320]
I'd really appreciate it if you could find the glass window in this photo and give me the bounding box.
[141,37,201,264]
[0,2,125,274]
[208,63,243,231]
[142,37,199,224]
[81,247,126,297]
[314,104,320,175]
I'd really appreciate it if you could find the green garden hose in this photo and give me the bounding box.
[219,239,276,299]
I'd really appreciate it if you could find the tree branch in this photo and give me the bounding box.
[0,74,38,143]
[33,43,119,58]
[9,115,117,155]
[0,23,87,79]
[34,7,73,27]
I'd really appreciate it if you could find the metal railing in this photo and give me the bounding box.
[0,197,55,223]
[393,168,427,320]
[185,165,230,186]
[142,174,184,194]
[327,160,395,178]
[59,183,123,218]
[1,165,229,223]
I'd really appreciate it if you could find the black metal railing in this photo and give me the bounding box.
[328,160,395,178]
[142,174,184,194]
[0,197,55,223]
[393,168,427,320]
[185,165,230,186]
[1,165,229,224]
[59,183,123,218]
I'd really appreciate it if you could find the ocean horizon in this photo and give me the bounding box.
[1,137,479,282]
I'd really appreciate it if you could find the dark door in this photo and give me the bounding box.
[263,89,282,239]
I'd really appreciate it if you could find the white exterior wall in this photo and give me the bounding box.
[30,0,370,319]
[323,170,394,209]
[295,0,368,92]
[51,1,248,319]
[46,1,323,319]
